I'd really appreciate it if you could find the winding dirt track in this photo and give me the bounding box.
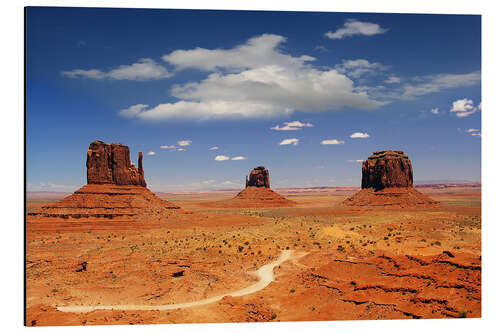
[57,250,294,313]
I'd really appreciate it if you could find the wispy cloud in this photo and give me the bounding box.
[61,58,172,81]
[335,59,389,79]
[271,120,313,131]
[214,155,247,161]
[466,128,481,137]
[402,72,481,99]
[279,138,299,146]
[430,108,440,115]
[385,76,400,84]
[350,132,370,139]
[27,182,78,192]
[209,146,219,150]
[325,19,388,39]
[147,151,156,155]
[348,159,364,162]
[160,144,187,151]
[321,139,345,145]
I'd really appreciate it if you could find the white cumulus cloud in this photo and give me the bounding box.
[160,145,177,149]
[214,155,230,161]
[177,140,192,146]
[321,139,345,145]
[147,151,156,155]
[231,156,247,160]
[430,108,439,115]
[279,138,299,146]
[350,132,370,139]
[450,98,480,117]
[120,34,387,122]
[325,19,388,39]
[61,58,172,81]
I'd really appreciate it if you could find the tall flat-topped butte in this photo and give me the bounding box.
[29,140,180,221]
[344,150,438,208]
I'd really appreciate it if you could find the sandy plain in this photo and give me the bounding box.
[25,183,481,326]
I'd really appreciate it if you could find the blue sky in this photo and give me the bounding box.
[26,7,481,191]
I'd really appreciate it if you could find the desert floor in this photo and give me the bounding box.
[25,185,481,326]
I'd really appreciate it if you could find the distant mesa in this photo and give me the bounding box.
[343,150,438,208]
[207,166,296,208]
[28,140,181,221]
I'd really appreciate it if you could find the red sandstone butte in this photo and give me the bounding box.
[206,166,295,208]
[246,166,271,188]
[28,140,181,221]
[87,140,146,187]
[344,150,437,208]
[361,150,413,190]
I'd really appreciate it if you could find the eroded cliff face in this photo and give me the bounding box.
[361,150,413,190]
[246,166,270,188]
[86,140,146,187]
[344,150,437,208]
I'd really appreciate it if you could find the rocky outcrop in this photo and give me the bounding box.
[28,140,184,221]
[344,150,437,208]
[362,151,413,190]
[246,166,270,188]
[87,140,146,187]
[205,166,295,207]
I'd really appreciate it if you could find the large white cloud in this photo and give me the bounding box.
[325,19,388,39]
[162,34,314,71]
[61,58,172,81]
[120,34,387,121]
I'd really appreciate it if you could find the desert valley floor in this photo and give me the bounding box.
[26,184,481,326]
